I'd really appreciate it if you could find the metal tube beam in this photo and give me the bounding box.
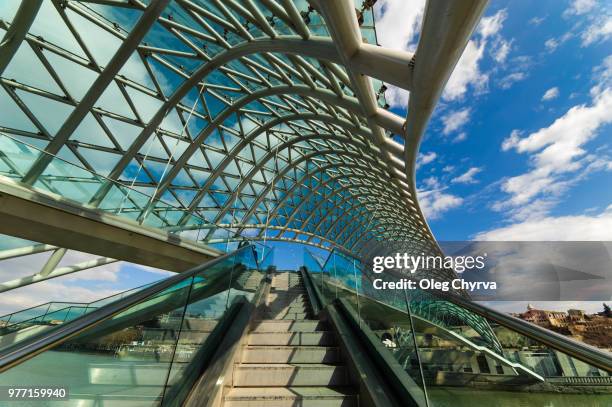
[0,0,42,75]
[38,247,67,277]
[0,244,56,261]
[210,133,390,225]
[0,257,118,293]
[177,112,393,226]
[146,85,406,208]
[87,36,409,205]
[21,0,170,184]
[254,162,388,237]
[404,0,488,176]
[311,0,413,205]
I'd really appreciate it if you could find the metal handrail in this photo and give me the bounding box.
[432,289,612,373]
[305,267,612,373]
[0,245,256,373]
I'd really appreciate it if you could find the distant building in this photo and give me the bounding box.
[516,304,612,350]
[519,304,568,329]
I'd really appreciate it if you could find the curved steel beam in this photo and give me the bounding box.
[354,224,437,257]
[291,181,405,239]
[339,220,413,253]
[398,0,488,249]
[307,190,410,243]
[227,149,399,243]
[210,131,389,224]
[176,112,391,225]
[270,170,398,236]
[208,224,350,252]
[86,37,407,205]
[201,150,394,243]
[148,84,408,206]
[315,198,411,245]
[310,0,416,217]
[254,161,389,237]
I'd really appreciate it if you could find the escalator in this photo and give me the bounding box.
[1,245,611,407]
[0,245,269,406]
[302,249,612,407]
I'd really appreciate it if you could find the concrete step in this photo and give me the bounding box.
[267,301,309,308]
[248,331,335,346]
[251,320,326,333]
[266,305,310,314]
[267,291,310,301]
[270,290,306,295]
[265,312,311,320]
[233,364,349,387]
[242,346,340,364]
[224,387,357,407]
[266,299,308,306]
[266,301,310,310]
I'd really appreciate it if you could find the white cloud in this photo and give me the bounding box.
[416,151,437,168]
[373,0,426,51]
[544,32,574,53]
[416,177,463,220]
[495,57,612,219]
[544,38,559,52]
[422,176,440,189]
[443,39,488,100]
[443,9,508,101]
[503,88,612,157]
[529,16,546,26]
[501,129,521,151]
[451,167,482,184]
[384,84,410,108]
[493,39,512,63]
[594,55,612,84]
[442,108,471,135]
[564,0,597,17]
[418,188,463,220]
[453,132,468,143]
[493,198,558,222]
[498,72,527,89]
[478,9,508,39]
[475,205,612,240]
[541,86,560,101]
[581,16,612,46]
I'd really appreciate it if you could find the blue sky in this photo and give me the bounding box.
[376,0,612,242]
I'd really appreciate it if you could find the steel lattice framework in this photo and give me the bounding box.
[0,0,487,287]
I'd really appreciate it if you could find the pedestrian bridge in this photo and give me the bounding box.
[0,1,610,406]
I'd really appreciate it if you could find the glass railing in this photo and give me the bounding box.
[0,282,160,350]
[304,248,612,407]
[0,245,267,406]
[0,132,270,255]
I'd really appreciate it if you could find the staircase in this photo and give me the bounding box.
[224,270,357,406]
